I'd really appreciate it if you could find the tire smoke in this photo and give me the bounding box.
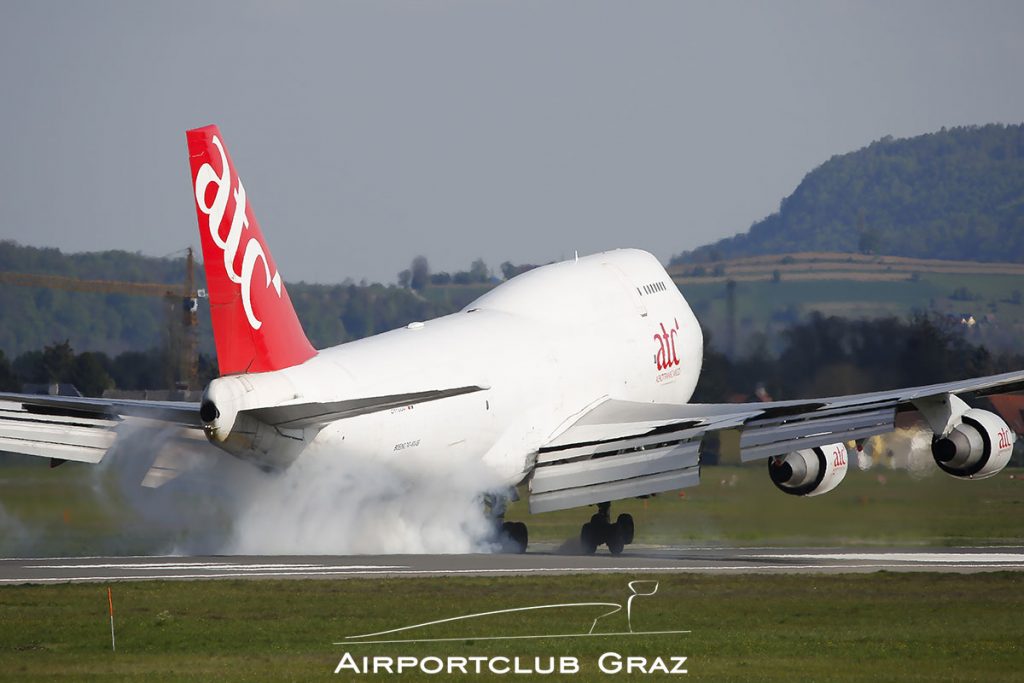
[89,421,507,555]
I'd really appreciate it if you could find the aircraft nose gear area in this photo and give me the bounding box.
[580,502,634,555]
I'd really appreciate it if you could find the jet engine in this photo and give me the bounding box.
[769,442,849,497]
[200,373,313,470]
[931,408,1015,480]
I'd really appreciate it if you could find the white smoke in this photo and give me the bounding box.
[860,427,936,478]
[0,500,33,555]
[218,448,506,555]
[91,421,508,555]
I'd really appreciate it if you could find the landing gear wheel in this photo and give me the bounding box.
[616,513,635,545]
[501,521,528,554]
[580,522,599,555]
[606,523,625,555]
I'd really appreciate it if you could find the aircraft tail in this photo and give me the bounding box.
[186,125,316,375]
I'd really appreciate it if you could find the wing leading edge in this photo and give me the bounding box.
[529,370,1024,513]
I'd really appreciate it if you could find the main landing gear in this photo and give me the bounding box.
[487,493,529,554]
[580,502,634,555]
[500,521,529,554]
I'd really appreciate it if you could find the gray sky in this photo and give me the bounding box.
[1,1,1023,284]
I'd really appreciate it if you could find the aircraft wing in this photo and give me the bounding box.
[0,385,486,466]
[528,370,1024,513]
[0,392,201,465]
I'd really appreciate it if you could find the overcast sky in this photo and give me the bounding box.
[1,1,1022,284]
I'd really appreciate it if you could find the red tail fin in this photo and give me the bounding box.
[186,125,316,375]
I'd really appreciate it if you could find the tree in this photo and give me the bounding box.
[397,269,411,289]
[0,350,18,391]
[41,340,76,383]
[410,256,430,291]
[72,351,113,396]
[469,258,489,283]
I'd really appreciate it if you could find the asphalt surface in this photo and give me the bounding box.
[2,545,1023,584]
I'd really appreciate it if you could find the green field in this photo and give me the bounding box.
[2,459,1023,556]
[1,573,1022,682]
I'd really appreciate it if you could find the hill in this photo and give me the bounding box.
[675,124,1024,264]
[668,251,1024,357]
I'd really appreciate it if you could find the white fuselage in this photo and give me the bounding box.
[205,249,702,486]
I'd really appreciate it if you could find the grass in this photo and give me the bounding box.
[2,459,1023,556]
[0,573,1021,681]
[515,464,1024,548]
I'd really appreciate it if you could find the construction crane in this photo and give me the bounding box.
[0,248,202,389]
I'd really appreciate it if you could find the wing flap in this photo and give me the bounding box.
[530,465,700,514]
[0,411,116,463]
[738,407,896,461]
[141,429,222,488]
[532,441,700,495]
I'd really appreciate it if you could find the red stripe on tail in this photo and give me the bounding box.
[186,125,316,375]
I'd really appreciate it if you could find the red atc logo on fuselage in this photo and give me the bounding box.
[654,319,682,383]
[654,318,680,370]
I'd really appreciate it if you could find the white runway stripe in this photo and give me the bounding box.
[4,563,1024,584]
[760,553,1024,563]
[28,562,405,571]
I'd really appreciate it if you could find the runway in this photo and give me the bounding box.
[2,545,1023,584]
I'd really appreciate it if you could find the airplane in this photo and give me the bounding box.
[0,124,1020,554]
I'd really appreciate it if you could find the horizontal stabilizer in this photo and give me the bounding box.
[242,385,488,429]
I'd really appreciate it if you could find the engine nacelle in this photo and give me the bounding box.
[769,442,849,497]
[200,373,312,470]
[932,408,1015,480]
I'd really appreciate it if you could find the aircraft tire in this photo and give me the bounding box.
[606,523,625,555]
[501,521,528,553]
[616,513,635,545]
[580,522,599,555]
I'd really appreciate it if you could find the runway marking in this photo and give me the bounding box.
[4,563,1024,584]
[760,553,1024,564]
[28,562,405,571]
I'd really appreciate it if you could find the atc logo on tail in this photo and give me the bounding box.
[186,125,315,375]
[193,134,281,331]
